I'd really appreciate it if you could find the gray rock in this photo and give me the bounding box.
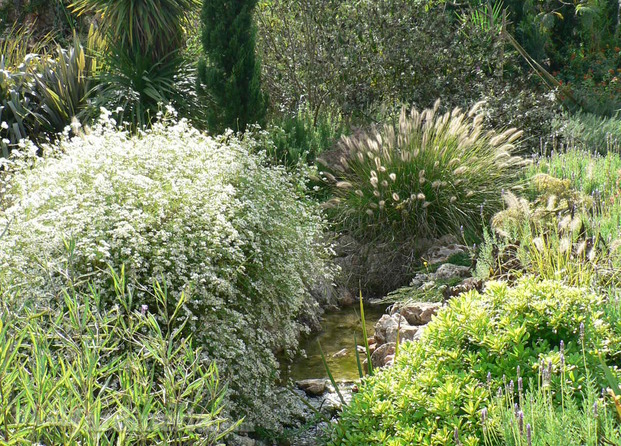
[425,238,469,265]
[296,379,328,396]
[443,277,484,300]
[332,348,348,358]
[374,314,408,345]
[420,281,436,291]
[393,302,442,325]
[371,342,396,369]
[433,263,471,281]
[398,324,421,342]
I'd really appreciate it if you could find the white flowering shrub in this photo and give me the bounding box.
[0,113,332,427]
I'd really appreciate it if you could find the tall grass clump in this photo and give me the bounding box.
[0,114,332,428]
[0,271,238,445]
[553,112,621,154]
[321,100,528,245]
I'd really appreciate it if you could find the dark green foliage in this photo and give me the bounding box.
[265,106,347,167]
[71,0,201,129]
[198,0,267,133]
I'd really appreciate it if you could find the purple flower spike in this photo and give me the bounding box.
[509,380,514,394]
[141,304,148,315]
[594,401,598,418]
[560,340,565,353]
[487,371,492,385]
[514,403,519,418]
[518,411,524,435]
[517,365,521,377]
[580,322,585,340]
[518,377,523,393]
[527,424,532,446]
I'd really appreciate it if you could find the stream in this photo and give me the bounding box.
[282,304,389,382]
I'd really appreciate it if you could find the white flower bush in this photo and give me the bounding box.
[0,113,332,427]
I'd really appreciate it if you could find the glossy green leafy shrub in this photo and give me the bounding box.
[329,278,619,445]
[0,272,238,445]
[0,116,332,428]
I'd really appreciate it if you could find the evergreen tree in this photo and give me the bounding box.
[198,0,267,133]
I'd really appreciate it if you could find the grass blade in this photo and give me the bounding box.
[359,290,373,377]
[318,341,345,406]
[354,333,364,379]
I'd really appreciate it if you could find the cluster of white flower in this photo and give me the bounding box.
[0,114,332,427]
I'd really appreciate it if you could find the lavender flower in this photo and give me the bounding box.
[509,380,514,394]
[527,423,532,446]
[487,371,492,385]
[517,365,521,377]
[593,401,598,418]
[580,322,585,340]
[518,411,524,435]
[560,339,565,354]
[518,377,523,393]
[454,426,461,446]
[141,304,148,315]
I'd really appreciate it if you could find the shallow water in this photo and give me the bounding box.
[282,304,389,382]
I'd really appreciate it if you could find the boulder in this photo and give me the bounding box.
[443,277,484,300]
[296,379,328,396]
[398,324,421,342]
[373,314,408,345]
[371,342,396,369]
[425,237,469,265]
[433,263,471,281]
[392,302,442,325]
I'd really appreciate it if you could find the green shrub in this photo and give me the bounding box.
[0,116,332,428]
[476,146,621,287]
[321,101,527,244]
[0,272,238,445]
[329,278,620,445]
[256,0,518,119]
[265,105,347,167]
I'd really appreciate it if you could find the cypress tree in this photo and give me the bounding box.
[198,0,267,133]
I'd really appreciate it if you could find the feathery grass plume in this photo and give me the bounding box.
[320,100,527,244]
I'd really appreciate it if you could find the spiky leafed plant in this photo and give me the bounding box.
[70,0,199,63]
[320,100,529,244]
[70,0,201,128]
[34,33,99,134]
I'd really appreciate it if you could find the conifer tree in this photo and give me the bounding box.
[198,0,267,133]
